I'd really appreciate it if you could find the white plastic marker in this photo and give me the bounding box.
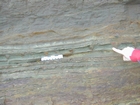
[41,55,63,61]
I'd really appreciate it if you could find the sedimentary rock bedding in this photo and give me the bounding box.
[0,0,140,104]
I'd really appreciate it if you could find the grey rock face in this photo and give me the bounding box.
[119,0,140,4]
[0,0,140,105]
[0,0,140,36]
[0,0,132,34]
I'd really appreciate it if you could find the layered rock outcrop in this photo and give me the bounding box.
[0,0,140,105]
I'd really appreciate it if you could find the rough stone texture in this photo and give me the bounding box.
[0,0,140,105]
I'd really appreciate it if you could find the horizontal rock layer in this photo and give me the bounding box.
[0,0,140,105]
[0,21,140,105]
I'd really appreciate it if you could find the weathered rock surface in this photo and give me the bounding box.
[0,0,140,105]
